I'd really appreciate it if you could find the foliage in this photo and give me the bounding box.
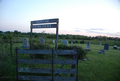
[80,40,85,44]
[69,41,71,44]
[58,44,87,59]
[46,41,53,44]
[31,43,52,59]
[2,35,8,43]
[33,43,51,49]
[0,58,15,81]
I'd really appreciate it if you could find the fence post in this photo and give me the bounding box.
[52,49,54,81]
[71,54,76,77]
[76,49,78,81]
[16,47,18,81]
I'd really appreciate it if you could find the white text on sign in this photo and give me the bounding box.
[33,24,51,28]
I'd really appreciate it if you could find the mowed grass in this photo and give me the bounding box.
[72,44,120,81]
[1,43,120,81]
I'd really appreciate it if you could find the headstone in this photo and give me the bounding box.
[61,40,68,46]
[113,45,117,49]
[22,38,29,48]
[40,38,45,44]
[100,42,102,45]
[83,58,87,61]
[86,42,91,51]
[98,49,105,54]
[104,44,109,50]
[71,41,73,44]
[53,40,55,44]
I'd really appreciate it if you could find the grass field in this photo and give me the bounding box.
[0,42,120,81]
[75,44,120,81]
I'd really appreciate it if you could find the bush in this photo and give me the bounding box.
[80,40,85,44]
[69,41,71,44]
[31,43,52,59]
[46,41,53,44]
[75,40,79,43]
[58,44,87,59]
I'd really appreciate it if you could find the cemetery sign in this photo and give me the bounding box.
[30,18,59,49]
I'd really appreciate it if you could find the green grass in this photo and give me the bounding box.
[75,44,120,81]
[0,42,120,81]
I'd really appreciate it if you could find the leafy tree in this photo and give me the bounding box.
[0,30,3,34]
[14,30,19,35]
[34,33,39,38]
[2,35,8,43]
[5,31,10,34]
[0,30,3,36]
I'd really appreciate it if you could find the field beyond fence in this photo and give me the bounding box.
[0,37,120,81]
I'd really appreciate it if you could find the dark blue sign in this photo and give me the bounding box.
[104,44,109,50]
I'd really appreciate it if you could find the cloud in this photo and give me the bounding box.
[90,28,104,31]
[80,28,120,37]
[75,28,79,29]
[81,28,104,33]
[75,30,80,32]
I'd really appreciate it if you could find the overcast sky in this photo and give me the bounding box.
[0,0,120,37]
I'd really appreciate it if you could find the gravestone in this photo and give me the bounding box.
[98,49,105,54]
[53,40,55,44]
[22,38,29,48]
[100,42,102,45]
[104,44,109,50]
[83,58,87,61]
[71,41,73,44]
[113,45,117,49]
[86,42,91,51]
[40,38,45,44]
[61,40,68,46]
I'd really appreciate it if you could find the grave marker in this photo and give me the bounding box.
[104,44,109,50]
[113,45,117,49]
[98,49,105,54]
[86,42,91,51]
[22,38,29,48]
[100,42,102,45]
[62,40,68,46]
[71,41,73,44]
[40,38,45,44]
[53,40,55,44]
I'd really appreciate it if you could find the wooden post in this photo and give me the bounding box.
[30,22,32,49]
[10,38,12,57]
[52,49,54,81]
[71,55,76,77]
[16,47,18,81]
[55,20,59,50]
[76,49,78,81]
[55,20,59,59]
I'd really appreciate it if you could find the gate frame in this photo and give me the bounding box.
[15,48,78,81]
[30,18,59,50]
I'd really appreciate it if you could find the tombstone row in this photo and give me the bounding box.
[22,38,120,50]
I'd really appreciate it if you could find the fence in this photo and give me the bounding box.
[15,48,78,81]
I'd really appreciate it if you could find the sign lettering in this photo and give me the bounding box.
[32,24,57,28]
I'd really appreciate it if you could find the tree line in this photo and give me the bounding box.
[0,30,120,41]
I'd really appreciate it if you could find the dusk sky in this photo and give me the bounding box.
[0,0,120,37]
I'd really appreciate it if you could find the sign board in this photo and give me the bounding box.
[32,24,58,28]
[31,19,58,24]
[30,18,59,51]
